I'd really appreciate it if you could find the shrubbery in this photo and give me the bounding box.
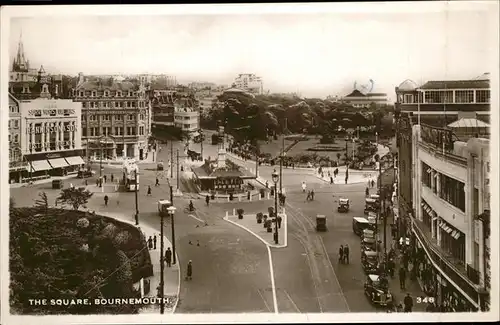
[9,207,152,315]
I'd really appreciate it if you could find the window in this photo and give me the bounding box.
[103,102,109,108]
[82,128,87,137]
[127,102,132,108]
[127,127,136,135]
[90,127,97,136]
[139,114,144,120]
[104,127,111,136]
[115,115,123,121]
[128,115,135,121]
[14,134,19,143]
[132,101,136,108]
[42,84,49,93]
[104,91,110,97]
[404,94,414,103]
[92,91,97,97]
[79,91,84,97]
[103,115,110,121]
[90,102,96,109]
[128,91,132,96]
[139,126,145,135]
[117,91,122,97]
[114,127,123,135]
[424,91,453,103]
[455,90,474,103]
[476,90,490,103]
[90,115,96,121]
[439,173,465,212]
[14,120,19,128]
[8,134,11,142]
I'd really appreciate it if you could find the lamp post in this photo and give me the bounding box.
[271,169,279,244]
[167,204,177,265]
[134,169,139,225]
[159,201,165,314]
[199,129,204,160]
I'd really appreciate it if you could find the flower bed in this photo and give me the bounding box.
[9,207,152,315]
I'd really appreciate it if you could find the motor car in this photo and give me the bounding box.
[361,237,377,252]
[337,198,350,213]
[352,217,371,236]
[364,198,378,214]
[364,274,393,307]
[361,229,376,240]
[361,250,379,274]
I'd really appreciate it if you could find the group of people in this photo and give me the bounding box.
[338,244,350,264]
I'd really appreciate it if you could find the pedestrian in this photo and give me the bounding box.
[343,244,350,264]
[365,187,369,197]
[165,247,172,267]
[371,179,375,188]
[155,177,159,186]
[148,236,153,250]
[96,178,99,187]
[277,214,282,228]
[388,258,395,278]
[153,235,157,250]
[117,199,120,206]
[302,181,306,193]
[399,266,406,290]
[205,195,210,206]
[338,245,344,264]
[104,175,107,183]
[282,194,286,205]
[330,176,334,184]
[408,261,414,280]
[147,185,152,196]
[306,190,311,201]
[186,260,193,280]
[311,189,315,201]
[425,302,435,312]
[104,195,109,206]
[368,180,371,188]
[85,179,88,186]
[111,174,114,182]
[403,293,413,312]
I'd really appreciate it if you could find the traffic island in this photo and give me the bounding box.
[224,209,287,248]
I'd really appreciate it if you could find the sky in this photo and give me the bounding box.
[6,3,498,99]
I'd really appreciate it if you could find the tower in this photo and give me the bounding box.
[217,126,226,169]
[12,31,29,72]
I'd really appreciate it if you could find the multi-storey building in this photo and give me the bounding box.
[174,98,200,134]
[72,73,151,161]
[8,94,25,183]
[151,92,175,129]
[233,73,263,95]
[410,124,490,311]
[9,33,39,83]
[342,89,388,108]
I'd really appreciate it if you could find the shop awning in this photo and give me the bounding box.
[49,158,69,169]
[65,156,85,166]
[30,160,52,172]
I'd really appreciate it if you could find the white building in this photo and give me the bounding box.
[19,98,85,180]
[411,123,490,311]
[342,89,388,108]
[233,74,263,95]
[173,98,200,133]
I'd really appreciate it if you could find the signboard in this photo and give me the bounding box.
[24,149,84,161]
[28,109,76,117]
[27,123,77,134]
[420,124,454,150]
[29,141,72,150]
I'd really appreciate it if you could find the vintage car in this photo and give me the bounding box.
[364,274,393,307]
[370,194,380,204]
[316,214,327,232]
[364,198,378,214]
[352,217,371,236]
[361,237,377,252]
[361,229,376,240]
[361,250,379,274]
[77,169,95,178]
[337,198,350,213]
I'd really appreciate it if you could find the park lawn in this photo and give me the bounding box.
[257,138,295,156]
[287,137,357,161]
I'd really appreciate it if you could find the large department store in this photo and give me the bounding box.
[395,74,491,311]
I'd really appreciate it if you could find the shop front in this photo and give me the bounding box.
[24,149,85,181]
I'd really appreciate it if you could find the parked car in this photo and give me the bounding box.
[361,250,379,274]
[352,217,371,236]
[361,237,377,252]
[361,229,376,240]
[364,274,393,307]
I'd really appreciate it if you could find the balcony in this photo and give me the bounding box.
[412,219,481,303]
[419,141,467,167]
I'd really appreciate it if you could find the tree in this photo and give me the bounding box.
[34,192,49,215]
[57,187,93,210]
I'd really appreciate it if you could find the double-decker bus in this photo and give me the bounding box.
[123,160,139,191]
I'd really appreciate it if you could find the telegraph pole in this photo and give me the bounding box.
[200,129,204,160]
[159,204,165,314]
[170,140,173,178]
[279,118,286,194]
[170,185,177,265]
[176,149,180,190]
[134,169,139,225]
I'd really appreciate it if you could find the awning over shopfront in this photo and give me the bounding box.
[439,220,461,239]
[65,156,85,166]
[49,158,70,169]
[30,160,52,172]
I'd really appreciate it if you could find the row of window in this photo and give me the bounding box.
[83,126,146,137]
[400,90,490,104]
[85,101,147,109]
[9,105,19,113]
[421,162,465,212]
[8,120,20,128]
[87,114,146,121]
[8,134,20,143]
[76,90,144,98]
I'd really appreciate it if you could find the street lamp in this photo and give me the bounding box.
[167,205,177,265]
[271,169,279,244]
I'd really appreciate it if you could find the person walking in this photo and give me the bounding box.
[310,189,315,201]
[186,260,193,280]
[371,179,375,188]
[343,244,350,264]
[155,177,160,186]
[277,214,282,229]
[147,236,153,250]
[302,181,307,193]
[338,245,344,264]
[306,190,311,201]
[147,185,152,196]
[399,266,406,290]
[403,293,413,312]
[165,247,172,267]
[330,176,334,184]
[111,173,114,183]
[153,235,157,250]
[104,195,109,206]
[365,187,369,197]
[103,175,107,183]
[205,195,210,206]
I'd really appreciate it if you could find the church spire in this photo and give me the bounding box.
[14,30,28,71]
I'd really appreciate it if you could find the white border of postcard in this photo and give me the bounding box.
[1,2,499,324]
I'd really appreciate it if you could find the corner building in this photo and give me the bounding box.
[410,124,490,311]
[72,74,151,161]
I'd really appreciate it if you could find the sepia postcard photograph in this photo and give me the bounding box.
[1,2,498,324]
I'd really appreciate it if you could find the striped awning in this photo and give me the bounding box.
[49,158,69,169]
[30,160,52,172]
[65,156,85,166]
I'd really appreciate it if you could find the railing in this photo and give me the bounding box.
[9,161,28,169]
[412,220,480,304]
[418,141,467,166]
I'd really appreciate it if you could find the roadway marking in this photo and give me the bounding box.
[287,203,351,312]
[283,289,301,313]
[256,288,272,313]
[187,213,205,223]
[267,245,279,314]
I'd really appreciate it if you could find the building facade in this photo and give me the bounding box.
[233,74,263,95]
[342,89,388,108]
[174,97,200,134]
[410,124,490,311]
[8,94,26,183]
[72,75,151,161]
[18,98,85,180]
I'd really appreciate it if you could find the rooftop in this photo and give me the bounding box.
[419,79,489,90]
